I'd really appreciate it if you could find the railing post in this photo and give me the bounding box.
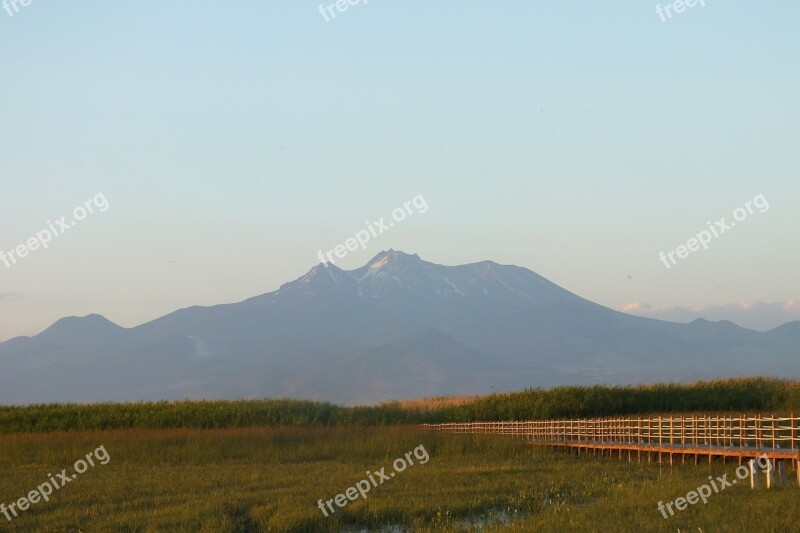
[670,416,674,448]
[772,413,776,450]
[740,414,744,449]
[757,416,762,450]
[725,414,729,448]
[627,416,631,444]
[658,416,662,447]
[715,414,718,447]
[681,415,685,446]
[638,416,641,445]
[723,415,728,448]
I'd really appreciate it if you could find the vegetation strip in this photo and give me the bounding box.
[2,378,799,434]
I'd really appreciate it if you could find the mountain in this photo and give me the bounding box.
[0,250,797,405]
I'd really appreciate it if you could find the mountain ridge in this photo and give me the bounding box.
[1,250,797,405]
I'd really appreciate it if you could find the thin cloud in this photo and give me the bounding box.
[618,299,800,332]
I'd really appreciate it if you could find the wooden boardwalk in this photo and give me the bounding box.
[423,415,800,488]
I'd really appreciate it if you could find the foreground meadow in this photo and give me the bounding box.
[0,426,798,531]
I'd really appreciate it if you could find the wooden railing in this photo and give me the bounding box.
[422,415,800,451]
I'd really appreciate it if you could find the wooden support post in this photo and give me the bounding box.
[796,455,800,487]
[777,460,786,487]
[750,459,759,489]
[766,459,775,489]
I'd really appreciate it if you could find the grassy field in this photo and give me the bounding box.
[1,426,798,532]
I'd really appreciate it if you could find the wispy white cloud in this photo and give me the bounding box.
[618,299,800,331]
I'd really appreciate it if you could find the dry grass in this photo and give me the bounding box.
[380,394,510,412]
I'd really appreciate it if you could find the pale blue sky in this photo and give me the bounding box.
[1,1,799,340]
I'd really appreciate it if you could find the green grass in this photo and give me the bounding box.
[434,377,800,421]
[3,378,800,433]
[0,399,421,434]
[1,426,798,531]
